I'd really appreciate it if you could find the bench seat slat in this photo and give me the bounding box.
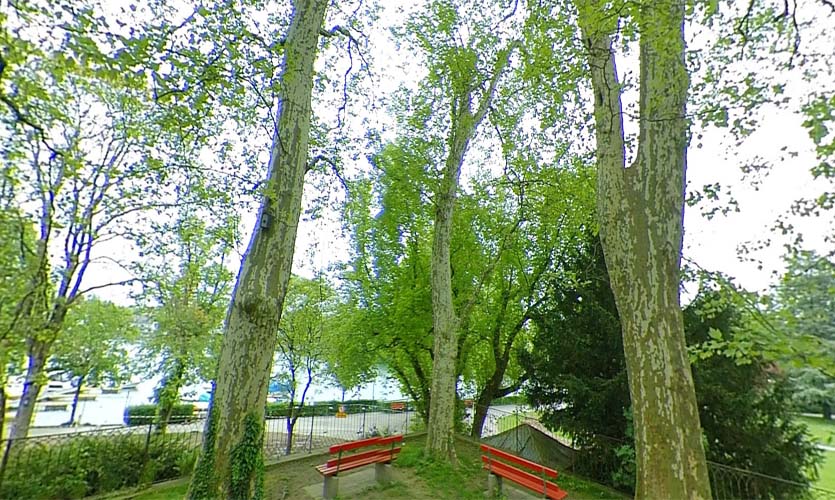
[317,448,401,476]
[480,444,558,478]
[483,458,568,500]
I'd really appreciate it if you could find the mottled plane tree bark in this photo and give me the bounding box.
[573,0,712,497]
[188,1,329,497]
[426,42,517,460]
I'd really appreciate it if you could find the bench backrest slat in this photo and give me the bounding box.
[480,444,558,478]
[326,447,401,469]
[329,436,381,454]
[377,435,403,447]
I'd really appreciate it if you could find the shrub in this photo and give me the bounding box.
[0,430,199,499]
[124,403,195,426]
[523,235,822,496]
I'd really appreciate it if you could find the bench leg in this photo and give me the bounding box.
[487,473,503,498]
[323,475,338,499]
[375,462,392,485]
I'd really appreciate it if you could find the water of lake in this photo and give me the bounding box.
[26,375,404,430]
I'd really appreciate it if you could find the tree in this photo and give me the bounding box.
[384,0,524,460]
[136,211,236,432]
[341,168,435,422]
[684,293,821,497]
[323,301,377,402]
[1,62,160,442]
[50,298,137,426]
[570,0,710,496]
[776,250,835,419]
[522,235,629,446]
[0,1,240,442]
[273,274,332,455]
[188,2,331,497]
[462,165,596,438]
[0,208,34,438]
[523,235,822,497]
[790,368,835,420]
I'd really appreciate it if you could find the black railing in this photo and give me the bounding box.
[263,401,416,456]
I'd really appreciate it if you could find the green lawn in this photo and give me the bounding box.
[495,411,537,434]
[799,415,835,445]
[796,415,835,492]
[817,451,835,491]
[128,483,188,500]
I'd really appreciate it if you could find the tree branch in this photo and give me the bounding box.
[71,279,138,302]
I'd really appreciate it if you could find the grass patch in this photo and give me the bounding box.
[126,435,626,500]
[128,482,188,499]
[798,415,835,445]
[816,451,835,491]
[795,416,835,492]
[392,441,485,499]
[390,437,627,500]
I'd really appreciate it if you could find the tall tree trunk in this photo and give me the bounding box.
[284,416,297,456]
[575,1,711,498]
[0,387,6,440]
[67,375,85,426]
[469,288,527,438]
[284,370,312,456]
[188,2,327,497]
[470,399,490,439]
[156,359,185,433]
[469,376,522,438]
[427,107,472,460]
[0,343,10,439]
[469,382,502,438]
[9,339,49,441]
[426,44,517,461]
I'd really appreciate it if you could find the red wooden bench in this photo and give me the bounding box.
[316,434,403,499]
[481,444,568,499]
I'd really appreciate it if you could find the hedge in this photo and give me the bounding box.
[264,399,395,418]
[124,404,196,426]
[0,431,199,499]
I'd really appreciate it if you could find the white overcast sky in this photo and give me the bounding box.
[281,0,835,296]
[70,0,834,305]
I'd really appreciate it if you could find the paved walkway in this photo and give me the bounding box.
[301,464,541,499]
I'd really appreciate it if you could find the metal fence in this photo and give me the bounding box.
[471,405,835,500]
[0,401,417,499]
[263,402,416,456]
